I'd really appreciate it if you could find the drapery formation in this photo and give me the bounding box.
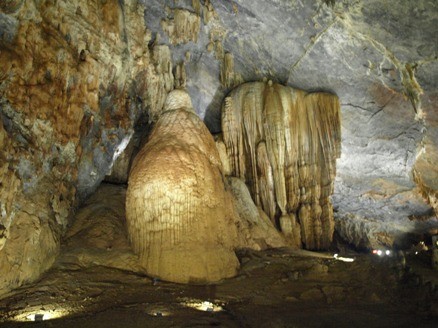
[222,81,341,250]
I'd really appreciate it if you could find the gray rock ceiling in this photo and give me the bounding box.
[141,0,438,247]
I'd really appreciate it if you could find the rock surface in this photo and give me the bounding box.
[141,0,437,248]
[0,247,436,327]
[227,177,287,250]
[221,81,341,250]
[0,0,173,294]
[126,90,239,283]
[59,183,143,273]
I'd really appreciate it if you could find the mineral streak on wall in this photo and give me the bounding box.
[222,81,341,250]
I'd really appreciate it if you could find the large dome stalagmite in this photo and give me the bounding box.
[126,89,239,283]
[221,81,341,250]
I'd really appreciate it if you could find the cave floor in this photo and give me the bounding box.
[0,248,436,328]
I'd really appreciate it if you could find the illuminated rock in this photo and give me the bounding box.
[126,90,239,283]
[228,177,287,250]
[222,81,341,250]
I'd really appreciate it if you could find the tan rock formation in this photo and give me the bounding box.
[222,81,341,250]
[161,8,201,45]
[214,136,232,176]
[60,184,143,274]
[220,53,243,89]
[0,0,24,14]
[228,177,287,250]
[126,90,239,284]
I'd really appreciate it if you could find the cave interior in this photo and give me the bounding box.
[0,0,437,327]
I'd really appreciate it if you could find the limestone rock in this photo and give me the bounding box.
[0,0,24,14]
[227,177,287,250]
[214,135,232,176]
[0,0,172,295]
[126,90,239,283]
[222,81,341,250]
[220,53,243,88]
[59,184,143,273]
[161,8,201,45]
[143,0,437,248]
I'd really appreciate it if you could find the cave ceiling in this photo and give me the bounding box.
[142,0,438,246]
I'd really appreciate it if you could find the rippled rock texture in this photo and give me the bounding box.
[126,90,239,283]
[221,82,341,250]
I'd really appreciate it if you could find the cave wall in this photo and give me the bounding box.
[0,0,175,295]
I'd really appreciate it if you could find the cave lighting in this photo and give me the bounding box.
[372,249,392,256]
[180,299,224,312]
[333,253,355,262]
[13,307,70,322]
[148,310,171,317]
[146,304,172,317]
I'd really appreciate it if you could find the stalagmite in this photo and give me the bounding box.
[126,90,239,283]
[222,82,341,250]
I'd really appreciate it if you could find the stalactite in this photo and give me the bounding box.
[161,8,201,45]
[256,141,276,222]
[221,81,341,250]
[220,53,243,89]
[174,62,187,89]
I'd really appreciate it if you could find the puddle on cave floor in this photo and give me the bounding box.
[0,250,436,328]
[0,184,436,327]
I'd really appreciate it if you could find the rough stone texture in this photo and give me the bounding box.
[161,7,201,45]
[142,0,437,248]
[221,81,341,250]
[0,0,174,295]
[59,183,143,273]
[227,177,287,250]
[126,90,239,283]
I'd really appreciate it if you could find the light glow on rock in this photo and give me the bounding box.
[111,133,133,164]
[13,308,70,322]
[180,299,224,312]
[333,253,355,262]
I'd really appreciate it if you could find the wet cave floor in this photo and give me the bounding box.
[0,249,437,328]
[0,185,436,327]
